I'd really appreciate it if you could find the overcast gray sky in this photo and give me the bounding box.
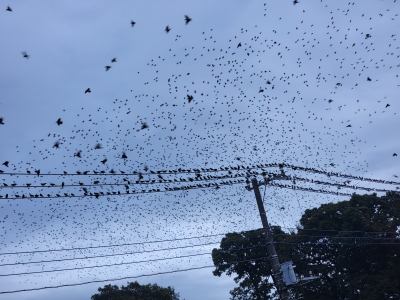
[1,0,399,299]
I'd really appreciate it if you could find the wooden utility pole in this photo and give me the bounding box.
[251,178,289,299]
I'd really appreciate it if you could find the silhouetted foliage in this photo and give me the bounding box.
[91,281,180,300]
[212,192,400,300]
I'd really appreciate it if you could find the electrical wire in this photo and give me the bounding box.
[0,232,226,256]
[0,255,272,294]
[0,252,212,277]
[2,232,398,267]
[1,163,399,186]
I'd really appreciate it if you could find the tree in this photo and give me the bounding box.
[293,192,400,299]
[91,281,180,300]
[212,192,400,300]
[211,227,290,299]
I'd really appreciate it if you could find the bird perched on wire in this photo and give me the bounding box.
[184,15,192,25]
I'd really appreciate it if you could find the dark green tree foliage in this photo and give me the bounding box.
[212,192,400,300]
[293,192,400,300]
[91,281,180,300]
[212,227,289,300]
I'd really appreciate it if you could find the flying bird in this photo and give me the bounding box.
[2,161,9,167]
[394,153,398,157]
[22,52,29,59]
[0,118,4,125]
[74,150,82,158]
[386,104,390,108]
[131,20,136,27]
[6,6,12,11]
[165,26,171,33]
[187,94,194,103]
[105,66,111,71]
[56,118,63,126]
[85,88,91,93]
[184,15,192,25]
[111,58,117,63]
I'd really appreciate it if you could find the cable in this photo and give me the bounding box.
[2,176,398,200]
[1,221,398,257]
[3,232,398,267]
[0,179,245,200]
[0,232,226,256]
[0,173,248,189]
[0,252,212,277]
[0,241,222,267]
[2,235,400,294]
[2,163,399,186]
[0,256,272,294]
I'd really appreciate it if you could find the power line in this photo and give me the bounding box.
[1,163,399,186]
[0,240,222,267]
[2,177,398,201]
[0,255,272,294]
[2,226,397,257]
[0,252,212,277]
[0,233,226,256]
[2,234,400,294]
[3,231,398,267]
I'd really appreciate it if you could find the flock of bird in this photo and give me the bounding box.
[1,1,399,297]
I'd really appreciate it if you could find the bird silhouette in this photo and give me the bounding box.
[6,6,12,12]
[22,51,29,59]
[111,58,117,63]
[184,15,192,25]
[56,118,63,126]
[105,66,111,71]
[84,88,91,93]
[131,20,136,27]
[165,26,171,33]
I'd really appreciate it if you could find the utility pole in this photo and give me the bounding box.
[251,177,289,299]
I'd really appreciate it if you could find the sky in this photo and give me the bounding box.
[0,0,399,299]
